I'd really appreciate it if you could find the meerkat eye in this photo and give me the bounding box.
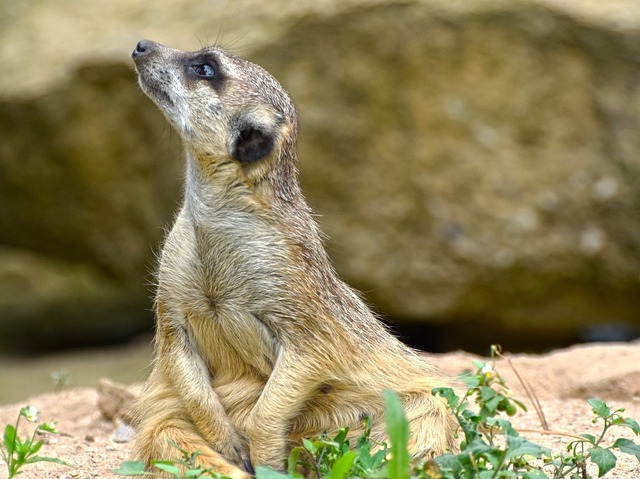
[191,63,216,78]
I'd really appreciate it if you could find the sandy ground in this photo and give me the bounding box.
[0,341,639,478]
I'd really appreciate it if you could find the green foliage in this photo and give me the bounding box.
[112,441,228,478]
[548,398,640,478]
[430,351,640,479]
[114,346,640,479]
[257,411,389,479]
[1,405,69,479]
[385,389,410,479]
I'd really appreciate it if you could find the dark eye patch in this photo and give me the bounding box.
[186,52,223,88]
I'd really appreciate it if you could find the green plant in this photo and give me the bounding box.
[430,348,640,478]
[550,399,640,478]
[1,405,69,479]
[257,401,391,479]
[256,391,396,479]
[50,369,72,392]
[114,441,228,478]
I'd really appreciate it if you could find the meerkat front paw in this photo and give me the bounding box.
[216,433,252,472]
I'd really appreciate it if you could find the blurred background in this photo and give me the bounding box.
[1,0,639,403]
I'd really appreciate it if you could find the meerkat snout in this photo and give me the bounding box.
[132,39,154,58]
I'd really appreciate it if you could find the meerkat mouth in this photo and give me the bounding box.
[137,78,175,110]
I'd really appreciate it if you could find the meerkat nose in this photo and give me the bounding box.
[132,39,154,59]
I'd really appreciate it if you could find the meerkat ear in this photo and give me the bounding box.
[231,123,275,164]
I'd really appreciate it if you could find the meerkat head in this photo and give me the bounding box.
[131,40,300,202]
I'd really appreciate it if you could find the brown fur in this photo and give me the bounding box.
[130,40,457,477]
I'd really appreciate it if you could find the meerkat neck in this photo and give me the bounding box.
[183,152,219,222]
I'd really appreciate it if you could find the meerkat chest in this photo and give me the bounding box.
[157,209,281,378]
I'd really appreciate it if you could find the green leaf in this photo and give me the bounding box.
[256,466,297,479]
[580,434,596,444]
[26,455,68,465]
[15,436,32,456]
[287,446,304,475]
[184,469,205,477]
[491,418,518,438]
[522,471,549,479]
[327,451,356,479]
[511,398,528,413]
[506,435,549,460]
[433,454,464,475]
[463,436,495,458]
[588,399,611,419]
[460,372,481,389]
[622,417,640,435]
[38,422,59,434]
[357,437,387,475]
[612,438,640,461]
[302,438,317,454]
[480,387,497,402]
[589,446,617,477]
[3,424,16,457]
[153,462,182,476]
[384,390,410,479]
[29,439,43,456]
[482,396,502,415]
[112,461,148,476]
[333,428,348,446]
[472,360,487,369]
[432,387,460,410]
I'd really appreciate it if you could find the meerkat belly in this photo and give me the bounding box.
[160,210,281,379]
[186,301,278,380]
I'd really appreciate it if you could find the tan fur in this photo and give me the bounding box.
[130,40,457,477]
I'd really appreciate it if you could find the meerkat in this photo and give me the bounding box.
[130,39,457,478]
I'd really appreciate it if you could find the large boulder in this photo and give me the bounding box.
[256,1,640,349]
[1,0,639,352]
[0,61,182,351]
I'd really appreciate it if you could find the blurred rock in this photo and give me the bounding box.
[0,247,152,352]
[1,0,639,352]
[255,0,640,345]
[97,378,137,422]
[0,60,179,351]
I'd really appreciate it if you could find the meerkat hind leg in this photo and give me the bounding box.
[405,394,459,458]
[131,377,251,479]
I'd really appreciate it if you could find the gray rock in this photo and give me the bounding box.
[0,247,152,352]
[1,0,639,351]
[255,1,640,343]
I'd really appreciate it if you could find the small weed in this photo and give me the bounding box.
[50,369,72,392]
[550,398,640,478]
[1,405,69,479]
[113,441,228,478]
[258,405,389,479]
[430,346,640,478]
